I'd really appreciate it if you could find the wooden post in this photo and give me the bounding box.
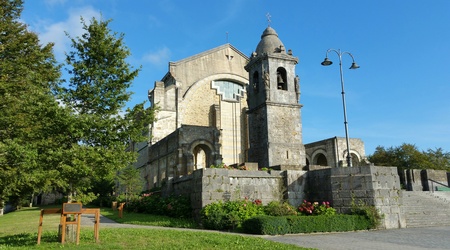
[37,208,61,245]
[82,208,100,242]
[112,201,118,211]
[118,202,125,218]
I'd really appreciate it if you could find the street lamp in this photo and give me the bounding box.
[321,49,360,167]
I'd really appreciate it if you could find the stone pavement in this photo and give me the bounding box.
[81,214,450,250]
[265,227,450,250]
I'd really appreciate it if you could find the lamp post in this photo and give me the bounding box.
[321,49,359,167]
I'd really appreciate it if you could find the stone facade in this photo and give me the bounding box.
[143,125,221,189]
[305,137,366,168]
[138,44,251,189]
[245,27,306,169]
[137,27,367,189]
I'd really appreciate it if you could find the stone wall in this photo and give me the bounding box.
[307,166,405,229]
[402,169,450,191]
[420,169,449,191]
[166,166,407,229]
[168,168,307,216]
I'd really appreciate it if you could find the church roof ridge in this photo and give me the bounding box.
[169,43,248,66]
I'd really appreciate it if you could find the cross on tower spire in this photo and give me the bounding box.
[266,13,271,27]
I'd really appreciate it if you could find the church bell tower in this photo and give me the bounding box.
[245,26,306,169]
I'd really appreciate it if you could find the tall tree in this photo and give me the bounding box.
[58,17,155,202]
[0,0,64,208]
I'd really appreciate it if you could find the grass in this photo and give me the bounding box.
[0,207,314,249]
[100,207,199,228]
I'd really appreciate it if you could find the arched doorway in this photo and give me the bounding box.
[314,153,328,166]
[192,143,213,171]
[194,146,207,170]
[350,153,360,167]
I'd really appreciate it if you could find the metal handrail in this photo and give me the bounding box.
[428,178,450,192]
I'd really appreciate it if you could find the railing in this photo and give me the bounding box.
[428,178,450,192]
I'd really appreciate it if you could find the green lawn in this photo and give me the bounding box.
[0,207,313,249]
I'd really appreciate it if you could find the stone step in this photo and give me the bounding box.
[401,191,450,228]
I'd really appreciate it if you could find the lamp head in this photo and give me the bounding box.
[349,62,360,69]
[321,57,332,66]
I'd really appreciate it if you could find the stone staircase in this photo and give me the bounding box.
[402,191,450,228]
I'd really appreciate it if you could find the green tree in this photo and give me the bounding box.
[57,17,155,202]
[0,0,65,208]
[117,165,144,202]
[368,143,450,171]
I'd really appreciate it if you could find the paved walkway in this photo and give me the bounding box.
[81,214,450,250]
[265,227,450,250]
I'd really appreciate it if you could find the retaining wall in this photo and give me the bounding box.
[168,168,307,216]
[307,165,405,229]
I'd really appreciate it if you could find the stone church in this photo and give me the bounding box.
[134,26,366,190]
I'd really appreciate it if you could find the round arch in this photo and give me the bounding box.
[341,150,362,167]
[188,140,215,170]
[311,149,329,166]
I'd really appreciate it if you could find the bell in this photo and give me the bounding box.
[277,73,284,84]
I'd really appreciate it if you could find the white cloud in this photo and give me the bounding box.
[44,0,67,7]
[142,47,171,67]
[34,6,101,61]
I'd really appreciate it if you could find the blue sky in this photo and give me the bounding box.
[21,0,450,156]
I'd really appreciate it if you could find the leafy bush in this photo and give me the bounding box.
[200,199,265,230]
[351,199,383,228]
[298,200,336,216]
[242,215,290,235]
[125,192,192,219]
[264,201,297,216]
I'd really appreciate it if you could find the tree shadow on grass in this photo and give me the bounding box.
[0,232,59,247]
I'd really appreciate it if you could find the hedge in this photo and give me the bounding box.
[242,214,372,235]
[242,216,290,235]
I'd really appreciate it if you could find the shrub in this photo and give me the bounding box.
[200,199,265,230]
[287,215,369,233]
[163,194,192,218]
[298,200,336,216]
[125,192,192,219]
[200,201,228,230]
[264,201,297,216]
[351,199,382,229]
[242,214,372,235]
[242,215,290,235]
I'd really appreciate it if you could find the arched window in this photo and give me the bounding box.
[211,80,245,102]
[276,67,287,90]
